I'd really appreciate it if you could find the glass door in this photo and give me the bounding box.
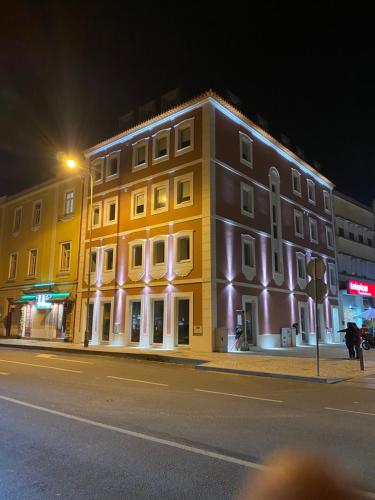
[101,303,111,342]
[177,299,189,345]
[87,303,94,341]
[152,300,164,344]
[130,301,141,343]
[244,301,255,345]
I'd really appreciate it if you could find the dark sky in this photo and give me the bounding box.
[1,1,374,205]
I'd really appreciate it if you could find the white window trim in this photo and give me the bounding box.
[103,196,118,226]
[27,248,38,277]
[328,263,337,295]
[296,252,307,289]
[269,167,284,286]
[150,235,168,280]
[171,292,193,347]
[174,118,194,157]
[173,230,194,277]
[8,252,18,280]
[292,169,302,196]
[147,293,168,346]
[151,180,169,215]
[98,298,114,344]
[132,138,149,171]
[92,158,104,184]
[91,202,102,229]
[31,199,42,229]
[152,129,170,165]
[82,299,98,344]
[294,209,304,239]
[307,179,316,205]
[309,218,319,244]
[239,131,253,168]
[101,245,116,285]
[12,207,22,234]
[323,190,331,214]
[174,172,194,209]
[85,247,98,284]
[240,182,254,218]
[106,151,120,180]
[128,239,145,282]
[59,241,72,273]
[241,234,256,281]
[326,226,334,250]
[130,187,147,220]
[125,295,145,345]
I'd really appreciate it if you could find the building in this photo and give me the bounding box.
[333,192,375,335]
[0,175,83,340]
[72,91,339,352]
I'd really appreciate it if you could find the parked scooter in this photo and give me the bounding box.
[361,333,375,350]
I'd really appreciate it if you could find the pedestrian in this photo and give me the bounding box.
[338,322,356,359]
[352,322,361,359]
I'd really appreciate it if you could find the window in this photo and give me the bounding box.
[323,190,331,213]
[269,167,283,284]
[239,132,253,167]
[60,242,71,272]
[241,235,256,280]
[27,249,38,277]
[349,231,355,241]
[106,153,119,178]
[175,118,194,155]
[338,226,345,237]
[153,130,170,162]
[8,253,17,280]
[131,187,147,219]
[64,191,74,215]
[132,139,148,170]
[89,250,97,273]
[294,210,304,238]
[151,181,169,214]
[173,231,194,277]
[326,226,334,249]
[153,240,165,265]
[128,240,145,281]
[174,173,193,208]
[358,234,364,244]
[296,253,306,281]
[307,180,316,204]
[292,169,301,195]
[240,183,254,217]
[32,200,42,227]
[328,263,337,292]
[104,248,114,272]
[177,237,190,262]
[12,207,22,233]
[92,158,104,183]
[133,245,143,268]
[104,198,118,225]
[368,238,373,247]
[92,203,101,228]
[309,218,318,243]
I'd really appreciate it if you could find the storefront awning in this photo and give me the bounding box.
[15,292,70,303]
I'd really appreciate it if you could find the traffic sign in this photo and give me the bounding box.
[307,258,326,279]
[306,278,327,303]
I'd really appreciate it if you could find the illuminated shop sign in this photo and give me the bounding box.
[347,280,375,297]
[35,294,53,309]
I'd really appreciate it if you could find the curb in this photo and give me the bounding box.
[195,364,349,384]
[0,342,205,366]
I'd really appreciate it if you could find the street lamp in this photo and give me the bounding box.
[64,156,94,348]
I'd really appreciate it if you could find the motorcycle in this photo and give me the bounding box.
[361,333,375,350]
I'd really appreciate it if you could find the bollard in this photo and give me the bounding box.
[359,347,365,371]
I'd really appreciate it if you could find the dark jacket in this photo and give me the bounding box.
[338,325,355,346]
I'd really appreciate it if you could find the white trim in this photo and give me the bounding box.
[241,234,256,281]
[152,129,170,164]
[149,235,168,280]
[132,138,149,171]
[31,199,42,229]
[147,293,168,345]
[103,196,118,226]
[98,298,114,343]
[307,179,316,205]
[171,292,193,347]
[174,172,194,209]
[323,190,332,214]
[173,230,194,277]
[328,262,337,295]
[239,132,253,168]
[309,217,319,244]
[12,206,22,234]
[128,239,145,281]
[326,226,334,250]
[291,169,302,197]
[294,209,304,239]
[59,241,72,273]
[151,180,169,215]
[105,151,120,181]
[174,118,194,156]
[241,295,259,346]
[125,295,145,345]
[91,157,104,184]
[26,248,38,277]
[91,201,102,229]
[240,182,254,218]
[130,187,147,220]
[296,252,307,289]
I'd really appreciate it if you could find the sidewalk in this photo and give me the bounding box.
[1,338,374,384]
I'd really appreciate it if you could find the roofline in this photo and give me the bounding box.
[334,190,374,213]
[84,90,335,189]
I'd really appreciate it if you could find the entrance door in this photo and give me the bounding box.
[101,303,111,342]
[88,303,94,341]
[244,301,255,345]
[152,300,164,344]
[130,301,141,343]
[56,303,64,339]
[331,306,340,343]
[298,302,309,344]
[177,299,189,345]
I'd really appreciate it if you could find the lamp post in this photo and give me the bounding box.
[65,157,94,348]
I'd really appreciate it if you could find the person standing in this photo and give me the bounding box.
[352,322,362,359]
[338,322,356,359]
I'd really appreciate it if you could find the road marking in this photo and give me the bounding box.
[194,389,284,403]
[0,394,263,469]
[326,407,375,417]
[0,359,82,374]
[0,372,9,376]
[107,375,168,387]
[35,354,93,365]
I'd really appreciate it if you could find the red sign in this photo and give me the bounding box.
[347,280,375,297]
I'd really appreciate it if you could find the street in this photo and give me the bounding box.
[1,347,375,499]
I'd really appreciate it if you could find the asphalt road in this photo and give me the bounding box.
[0,347,374,500]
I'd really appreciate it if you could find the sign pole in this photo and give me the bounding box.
[314,259,320,377]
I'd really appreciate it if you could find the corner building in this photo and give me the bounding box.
[74,92,339,352]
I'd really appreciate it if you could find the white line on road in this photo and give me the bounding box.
[325,407,375,417]
[0,359,82,374]
[35,354,94,365]
[107,375,168,387]
[194,389,284,403]
[0,372,9,376]
[0,394,262,469]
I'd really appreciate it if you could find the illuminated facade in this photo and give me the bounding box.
[74,91,339,351]
[0,176,82,340]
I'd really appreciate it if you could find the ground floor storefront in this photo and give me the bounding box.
[339,279,375,329]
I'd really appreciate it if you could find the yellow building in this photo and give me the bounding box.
[0,174,82,340]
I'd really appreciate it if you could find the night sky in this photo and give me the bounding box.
[1,2,374,205]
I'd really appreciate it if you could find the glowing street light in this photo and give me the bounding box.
[66,159,77,169]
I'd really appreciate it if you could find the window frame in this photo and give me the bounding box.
[131,187,147,220]
[241,234,256,280]
[174,172,193,209]
[326,226,334,250]
[12,207,22,234]
[240,182,254,218]
[91,158,104,185]
[296,252,307,289]
[239,132,253,168]
[132,138,149,171]
[103,246,115,273]
[59,241,72,273]
[174,118,194,156]
[27,248,38,277]
[291,169,302,196]
[323,190,331,213]
[91,202,102,229]
[151,180,169,215]
[103,196,118,226]
[31,199,42,229]
[294,209,304,238]
[173,230,194,277]
[307,179,316,204]
[106,151,120,180]
[328,262,337,294]
[309,218,319,244]
[152,129,170,164]
[128,239,146,281]
[64,189,75,216]
[150,235,168,280]
[8,252,18,280]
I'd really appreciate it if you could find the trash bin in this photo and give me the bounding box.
[215,328,229,352]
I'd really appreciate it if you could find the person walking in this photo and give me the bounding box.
[352,322,362,359]
[338,322,356,359]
